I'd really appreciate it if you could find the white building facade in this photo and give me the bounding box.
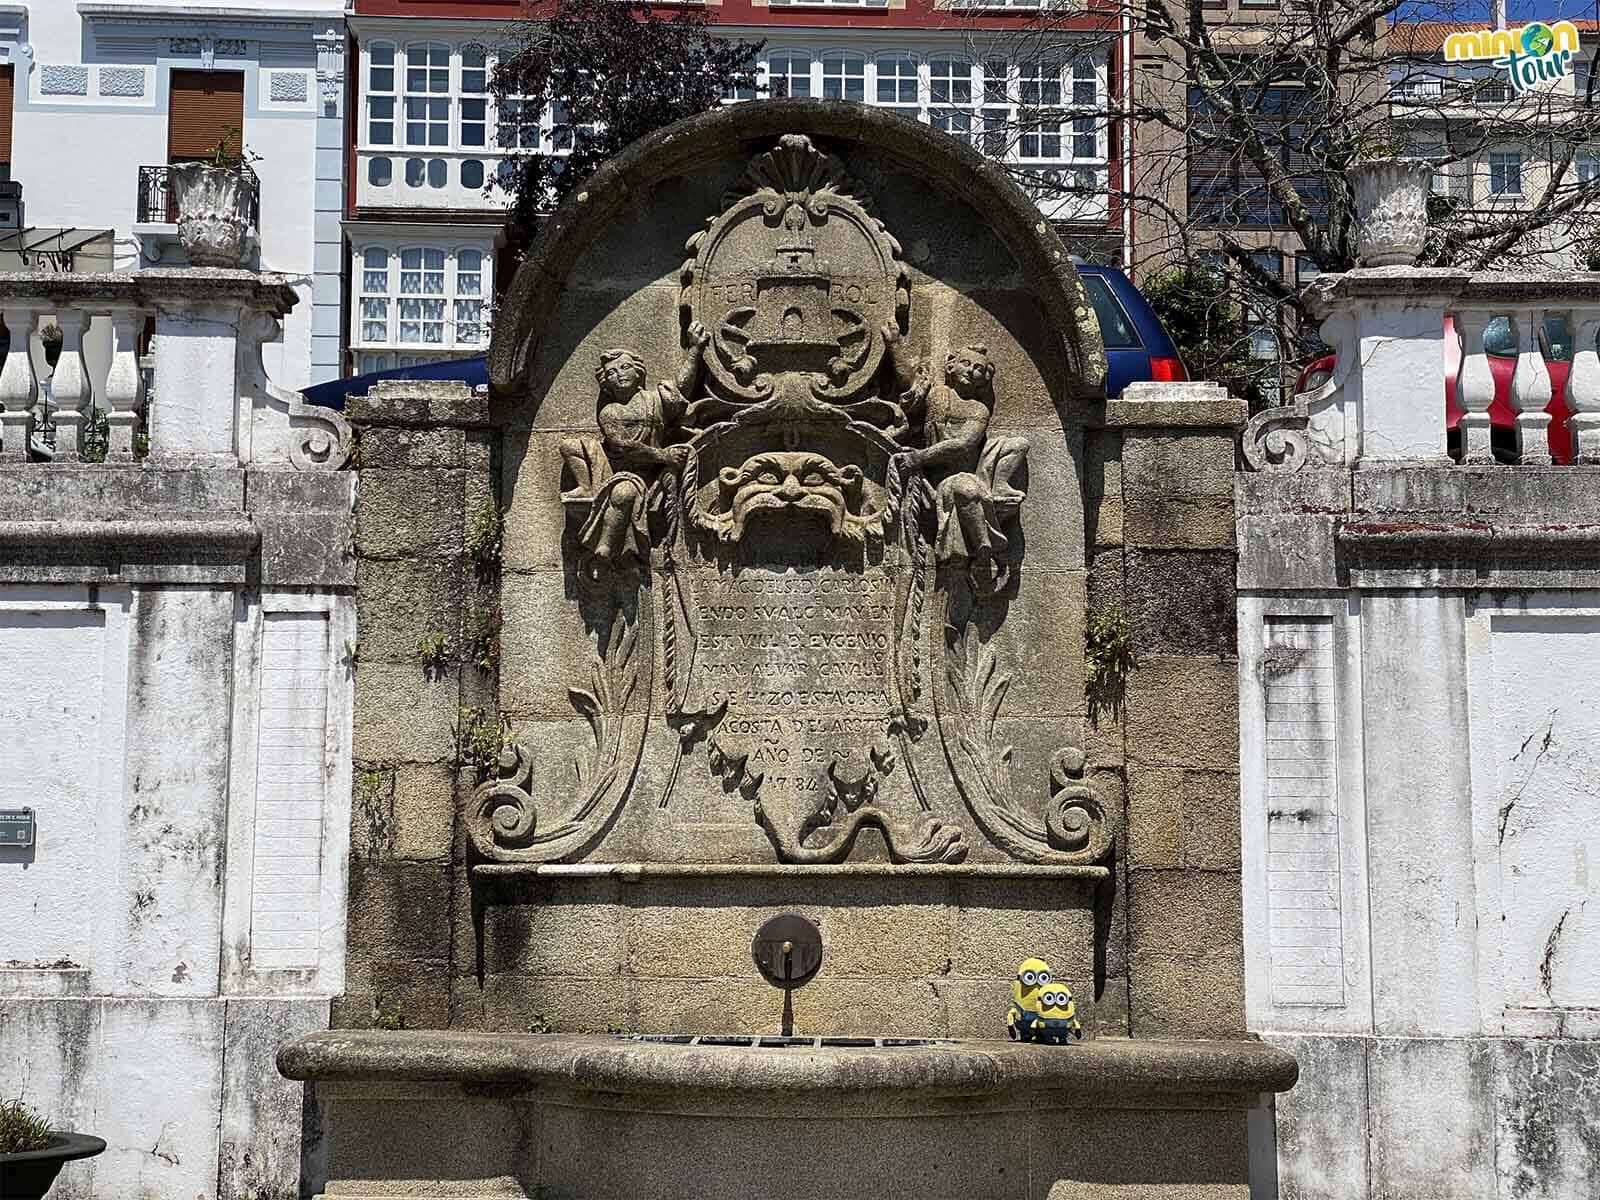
[1,0,347,388]
[343,7,1118,378]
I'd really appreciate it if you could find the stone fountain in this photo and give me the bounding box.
[280,101,1294,1198]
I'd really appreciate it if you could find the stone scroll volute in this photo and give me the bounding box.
[472,127,1110,871]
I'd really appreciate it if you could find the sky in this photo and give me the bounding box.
[1395,0,1600,20]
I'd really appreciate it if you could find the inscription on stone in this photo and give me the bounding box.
[687,567,895,817]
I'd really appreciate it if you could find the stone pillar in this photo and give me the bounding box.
[1350,297,1451,465]
[140,269,300,466]
[342,381,498,1029]
[1104,382,1249,1037]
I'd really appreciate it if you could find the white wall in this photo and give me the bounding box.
[0,579,353,1200]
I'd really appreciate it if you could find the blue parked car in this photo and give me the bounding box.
[1074,261,1188,398]
[301,355,487,411]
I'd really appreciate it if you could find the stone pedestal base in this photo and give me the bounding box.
[280,1031,1296,1200]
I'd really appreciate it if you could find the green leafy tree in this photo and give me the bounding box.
[490,0,761,248]
[1142,265,1269,411]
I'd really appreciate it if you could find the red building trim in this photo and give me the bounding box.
[352,0,1117,35]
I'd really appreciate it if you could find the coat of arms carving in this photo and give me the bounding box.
[468,134,1109,872]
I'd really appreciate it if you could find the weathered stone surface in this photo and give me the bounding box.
[1367,1037,1496,1198]
[351,662,458,763]
[1266,1034,1371,1200]
[359,426,466,470]
[1124,495,1237,550]
[1125,655,1240,771]
[1180,771,1241,870]
[355,469,465,559]
[1128,869,1244,957]
[392,762,457,862]
[1126,548,1237,656]
[1129,948,1246,1037]
[355,559,463,664]
[1127,767,1182,870]
[1122,431,1236,499]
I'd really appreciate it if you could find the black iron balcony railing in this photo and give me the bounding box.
[136,163,261,227]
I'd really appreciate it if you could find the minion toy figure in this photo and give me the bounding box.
[1033,983,1084,1044]
[1005,957,1052,1042]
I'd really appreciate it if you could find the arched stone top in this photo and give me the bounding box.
[488,100,1108,403]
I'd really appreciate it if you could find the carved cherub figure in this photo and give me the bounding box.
[559,322,710,578]
[883,325,1029,593]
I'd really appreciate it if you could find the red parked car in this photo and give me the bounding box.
[1296,314,1574,464]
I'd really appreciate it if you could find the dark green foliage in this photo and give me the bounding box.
[1142,266,1268,411]
[489,0,761,247]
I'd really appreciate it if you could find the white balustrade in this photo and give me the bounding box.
[0,304,39,461]
[0,269,351,470]
[48,309,91,461]
[1569,314,1600,464]
[1452,310,1497,465]
[1284,269,1600,471]
[1507,305,1554,466]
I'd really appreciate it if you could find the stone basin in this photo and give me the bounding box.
[279,1030,1296,1200]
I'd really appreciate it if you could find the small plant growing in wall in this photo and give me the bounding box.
[1084,603,1134,724]
[469,612,500,674]
[416,632,449,677]
[456,705,513,776]
[467,502,503,576]
[527,1011,553,1035]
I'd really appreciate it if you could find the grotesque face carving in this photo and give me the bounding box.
[595,349,647,399]
[944,344,996,402]
[716,451,864,542]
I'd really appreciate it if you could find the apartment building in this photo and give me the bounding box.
[344,0,1123,377]
[1387,19,1600,270]
[1,1,345,390]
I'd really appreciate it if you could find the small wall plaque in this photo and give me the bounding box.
[0,807,34,848]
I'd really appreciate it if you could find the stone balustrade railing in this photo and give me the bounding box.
[0,269,351,471]
[1243,268,1600,472]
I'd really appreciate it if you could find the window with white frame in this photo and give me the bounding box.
[875,56,919,120]
[772,0,887,6]
[929,59,974,139]
[769,54,812,99]
[353,245,491,352]
[496,95,541,150]
[404,42,451,147]
[822,54,865,103]
[1489,150,1523,196]
[1018,61,1063,159]
[358,247,390,344]
[1578,147,1599,185]
[460,45,488,148]
[981,60,1012,158]
[368,42,396,145]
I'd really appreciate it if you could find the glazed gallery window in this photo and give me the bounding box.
[724,53,1107,167]
[353,246,489,351]
[1489,151,1523,196]
[405,43,451,147]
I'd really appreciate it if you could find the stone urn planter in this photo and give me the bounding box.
[0,1133,106,1200]
[170,161,253,268]
[1350,156,1433,267]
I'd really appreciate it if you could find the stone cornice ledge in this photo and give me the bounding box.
[278,1031,1299,1100]
[0,270,299,316]
[1100,382,1247,431]
[0,517,258,584]
[77,3,339,25]
[1306,266,1600,320]
[1339,520,1600,588]
[473,861,1111,882]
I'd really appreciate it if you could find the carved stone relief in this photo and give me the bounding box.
[469,133,1108,870]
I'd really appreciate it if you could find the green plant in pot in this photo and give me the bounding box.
[0,1098,105,1200]
[169,124,260,268]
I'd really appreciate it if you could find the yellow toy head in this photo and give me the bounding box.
[1013,957,1053,1010]
[1038,984,1077,1021]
